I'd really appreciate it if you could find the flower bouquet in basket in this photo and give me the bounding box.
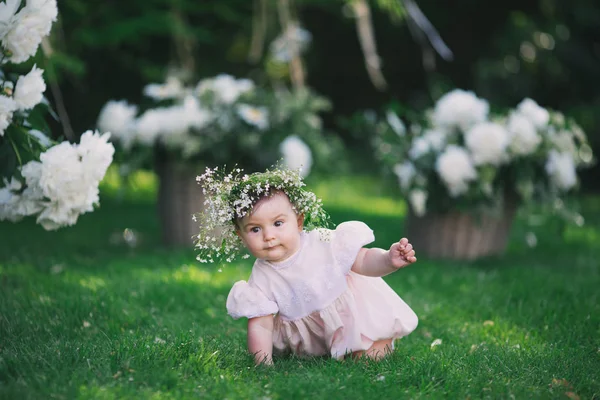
[370,89,594,259]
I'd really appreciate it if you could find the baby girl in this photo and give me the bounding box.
[195,166,418,365]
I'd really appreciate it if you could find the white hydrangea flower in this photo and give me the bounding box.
[0,95,18,136]
[517,98,549,129]
[545,150,577,191]
[506,112,541,156]
[408,189,427,216]
[279,135,312,178]
[393,161,416,191]
[143,76,184,100]
[435,145,477,197]
[196,74,254,104]
[97,100,138,149]
[2,0,57,64]
[237,104,269,130]
[432,89,489,131]
[464,122,510,166]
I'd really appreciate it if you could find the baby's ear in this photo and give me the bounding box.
[297,213,305,231]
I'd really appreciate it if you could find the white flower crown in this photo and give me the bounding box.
[194,164,330,264]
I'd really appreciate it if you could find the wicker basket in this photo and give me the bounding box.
[405,201,518,261]
[156,158,205,247]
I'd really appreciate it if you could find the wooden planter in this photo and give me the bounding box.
[405,200,518,261]
[155,158,205,247]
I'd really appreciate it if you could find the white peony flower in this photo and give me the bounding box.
[143,76,185,100]
[22,0,57,35]
[506,112,541,156]
[196,74,254,104]
[2,0,57,64]
[77,130,115,184]
[435,145,478,197]
[464,122,510,165]
[38,141,84,202]
[13,65,46,110]
[15,160,45,218]
[545,150,577,191]
[96,100,138,149]
[517,98,549,129]
[386,110,406,136]
[432,89,489,131]
[237,104,269,130]
[0,94,18,136]
[279,135,313,178]
[409,189,427,216]
[393,161,416,191]
[0,0,20,38]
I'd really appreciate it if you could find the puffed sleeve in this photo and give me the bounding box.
[226,281,279,319]
[332,221,375,274]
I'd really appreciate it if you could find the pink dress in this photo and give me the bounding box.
[226,221,418,359]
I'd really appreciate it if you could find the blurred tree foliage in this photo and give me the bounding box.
[44,0,599,187]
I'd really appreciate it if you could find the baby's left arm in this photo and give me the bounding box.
[351,238,416,277]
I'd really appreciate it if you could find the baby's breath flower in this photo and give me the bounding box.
[194,163,330,265]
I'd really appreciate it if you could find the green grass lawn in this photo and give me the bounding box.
[1,171,599,399]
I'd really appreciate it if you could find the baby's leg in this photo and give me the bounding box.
[351,339,393,360]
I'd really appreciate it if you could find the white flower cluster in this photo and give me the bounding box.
[0,0,57,64]
[0,64,46,136]
[0,131,114,229]
[378,89,593,217]
[0,0,115,230]
[194,165,329,264]
[97,74,314,173]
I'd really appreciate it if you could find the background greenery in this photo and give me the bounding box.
[39,0,599,185]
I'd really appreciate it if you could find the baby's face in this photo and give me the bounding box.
[237,193,304,263]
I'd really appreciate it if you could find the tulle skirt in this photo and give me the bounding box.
[272,271,418,359]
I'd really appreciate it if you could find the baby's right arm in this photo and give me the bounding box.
[247,315,274,365]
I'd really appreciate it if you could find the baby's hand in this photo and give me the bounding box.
[388,238,417,269]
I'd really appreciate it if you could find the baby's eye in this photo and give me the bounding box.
[250,227,260,233]
[274,220,283,227]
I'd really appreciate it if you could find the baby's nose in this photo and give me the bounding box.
[263,228,275,241]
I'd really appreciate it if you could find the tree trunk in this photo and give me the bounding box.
[405,198,518,261]
[155,157,205,247]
